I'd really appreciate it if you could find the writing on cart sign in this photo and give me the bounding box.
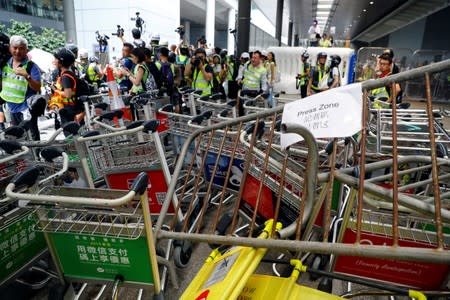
[281,83,362,149]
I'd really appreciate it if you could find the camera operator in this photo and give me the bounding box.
[184,48,213,96]
[95,31,109,53]
[131,28,146,48]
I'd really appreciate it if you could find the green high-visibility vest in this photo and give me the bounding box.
[0,62,30,103]
[130,64,148,94]
[192,67,212,96]
[226,61,235,81]
[87,63,99,82]
[242,64,266,91]
[310,65,327,92]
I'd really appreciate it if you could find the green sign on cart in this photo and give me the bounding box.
[0,211,47,283]
[50,233,154,284]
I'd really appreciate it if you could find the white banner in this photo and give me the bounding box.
[281,83,362,149]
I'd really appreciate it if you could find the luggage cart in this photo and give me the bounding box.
[154,59,450,299]
[367,108,450,157]
[75,120,180,216]
[0,145,70,292]
[130,91,170,133]
[5,169,177,300]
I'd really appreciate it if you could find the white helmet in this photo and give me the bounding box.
[79,49,88,59]
[150,33,160,41]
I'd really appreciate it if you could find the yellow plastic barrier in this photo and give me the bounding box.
[180,220,282,300]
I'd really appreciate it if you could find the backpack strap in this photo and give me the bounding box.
[139,64,149,90]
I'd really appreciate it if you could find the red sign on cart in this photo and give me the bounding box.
[334,228,450,290]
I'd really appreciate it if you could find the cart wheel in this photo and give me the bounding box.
[309,255,323,281]
[48,282,68,300]
[318,277,333,293]
[153,292,165,300]
[173,241,192,268]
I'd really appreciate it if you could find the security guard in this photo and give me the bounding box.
[296,51,310,98]
[86,56,104,87]
[236,50,268,116]
[307,52,328,96]
[184,48,213,96]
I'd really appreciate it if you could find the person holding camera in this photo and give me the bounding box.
[236,50,268,116]
[184,48,213,96]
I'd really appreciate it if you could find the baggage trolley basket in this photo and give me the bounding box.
[367,108,450,156]
[157,59,450,299]
[0,147,70,288]
[5,169,177,299]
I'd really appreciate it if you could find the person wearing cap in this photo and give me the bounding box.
[0,35,41,139]
[86,56,104,87]
[53,47,85,127]
[184,48,213,96]
[307,52,328,96]
[296,51,311,98]
[238,52,250,77]
[78,49,89,78]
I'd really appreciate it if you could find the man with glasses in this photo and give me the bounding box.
[371,53,402,107]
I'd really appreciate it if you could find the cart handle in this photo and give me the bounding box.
[244,120,266,139]
[3,125,25,138]
[143,119,160,133]
[6,168,148,206]
[0,140,23,154]
[21,121,80,148]
[0,141,29,164]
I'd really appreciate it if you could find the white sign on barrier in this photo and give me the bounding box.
[281,83,362,149]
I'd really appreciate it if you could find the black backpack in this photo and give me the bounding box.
[160,62,174,89]
[62,71,91,98]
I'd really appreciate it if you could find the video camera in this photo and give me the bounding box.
[131,12,144,33]
[95,31,109,53]
[175,25,185,39]
[112,25,124,38]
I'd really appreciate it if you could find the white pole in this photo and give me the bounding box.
[206,0,216,48]
[227,8,236,54]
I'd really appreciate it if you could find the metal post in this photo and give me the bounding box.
[63,0,77,44]
[227,8,236,54]
[288,20,293,46]
[294,34,299,46]
[237,0,251,56]
[206,0,215,48]
[275,0,284,46]
[184,20,191,46]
